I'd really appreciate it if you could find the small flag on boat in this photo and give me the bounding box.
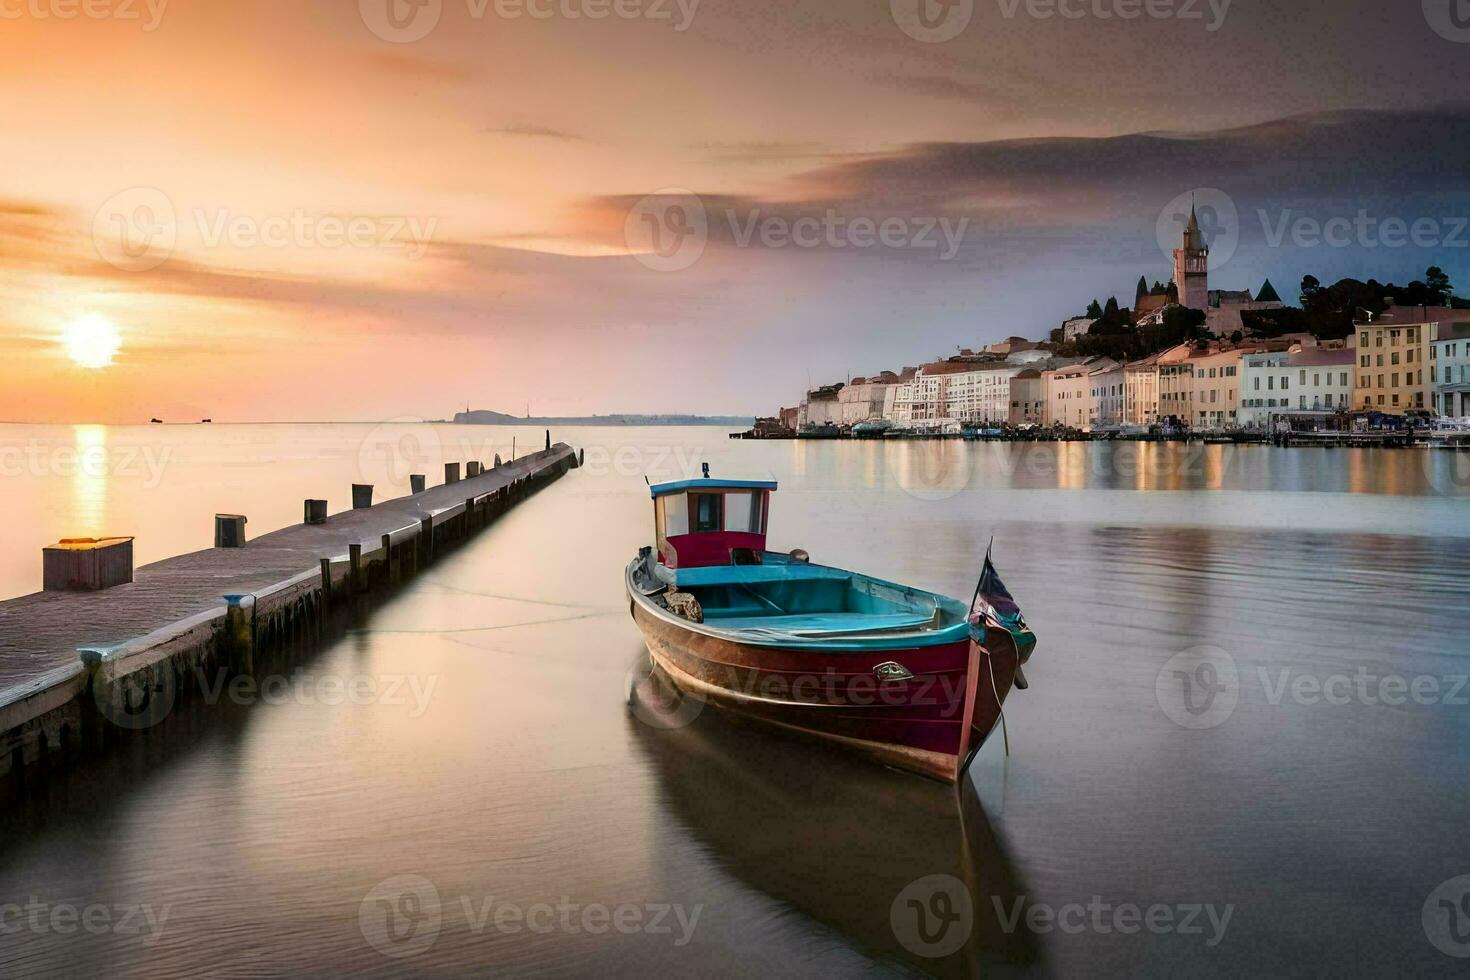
[969,545,1036,664]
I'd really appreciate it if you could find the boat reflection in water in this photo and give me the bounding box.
[627,656,1040,977]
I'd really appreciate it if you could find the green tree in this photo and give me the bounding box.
[1086,299,1103,319]
[1426,266,1453,305]
[1300,275,1321,306]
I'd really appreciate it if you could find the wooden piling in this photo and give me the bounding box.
[352,485,374,509]
[224,595,254,676]
[410,474,426,494]
[349,543,363,594]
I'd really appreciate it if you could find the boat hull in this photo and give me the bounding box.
[627,578,1021,782]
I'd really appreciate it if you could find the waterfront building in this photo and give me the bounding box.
[837,374,902,425]
[1349,306,1459,412]
[1008,369,1044,425]
[1239,347,1354,427]
[1172,202,1209,312]
[797,383,844,429]
[1043,356,1119,428]
[1123,354,1162,425]
[1185,346,1261,428]
[1430,322,1470,418]
[1089,362,1127,426]
[886,358,1026,425]
[1157,345,1200,423]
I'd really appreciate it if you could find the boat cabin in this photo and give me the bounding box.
[649,472,776,569]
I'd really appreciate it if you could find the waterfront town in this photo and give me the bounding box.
[770,207,1470,438]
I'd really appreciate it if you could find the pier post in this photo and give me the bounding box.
[467,461,482,478]
[78,646,108,749]
[545,429,550,452]
[304,499,328,525]
[319,558,332,609]
[214,514,247,548]
[224,595,254,676]
[382,534,399,585]
[349,543,363,594]
[419,516,434,565]
[494,453,502,468]
[465,497,476,533]
[445,462,460,484]
[352,484,374,509]
[410,474,426,494]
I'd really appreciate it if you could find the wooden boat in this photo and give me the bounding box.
[625,468,1036,782]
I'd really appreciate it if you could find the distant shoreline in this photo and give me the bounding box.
[453,410,753,426]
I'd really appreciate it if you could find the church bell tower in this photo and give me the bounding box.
[1172,201,1209,312]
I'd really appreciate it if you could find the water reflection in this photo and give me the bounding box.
[70,423,108,532]
[627,660,1038,977]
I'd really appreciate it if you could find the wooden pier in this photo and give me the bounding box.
[0,443,580,787]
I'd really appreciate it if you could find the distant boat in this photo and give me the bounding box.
[625,469,1037,782]
[851,418,893,436]
[150,418,163,424]
[201,418,212,423]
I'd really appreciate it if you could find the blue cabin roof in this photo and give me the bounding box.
[649,476,778,498]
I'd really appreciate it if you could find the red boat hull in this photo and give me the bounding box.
[629,593,1020,782]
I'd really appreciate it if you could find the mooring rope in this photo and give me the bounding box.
[985,643,1010,756]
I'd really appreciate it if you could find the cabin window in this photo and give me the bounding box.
[663,493,689,537]
[691,493,722,533]
[722,491,765,533]
[723,491,752,532]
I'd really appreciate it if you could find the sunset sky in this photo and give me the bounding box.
[2,0,1469,422]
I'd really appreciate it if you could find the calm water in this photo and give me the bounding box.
[2,425,1469,977]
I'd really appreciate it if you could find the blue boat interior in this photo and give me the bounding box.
[645,551,970,640]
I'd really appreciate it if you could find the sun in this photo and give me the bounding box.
[62,314,122,369]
